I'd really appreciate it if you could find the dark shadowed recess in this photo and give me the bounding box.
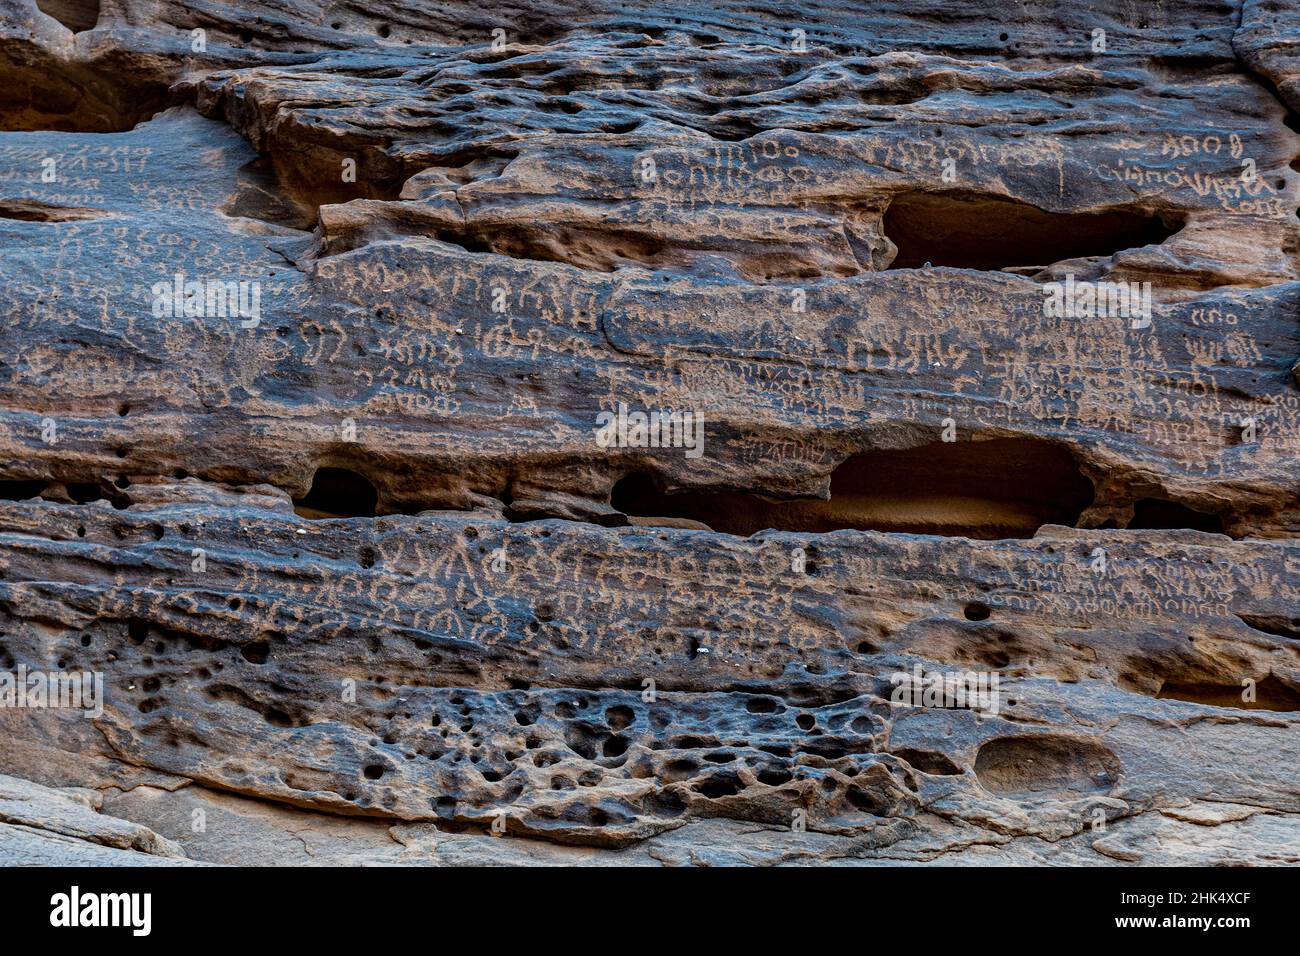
[1128,497,1225,534]
[0,478,131,509]
[293,467,378,519]
[612,437,1095,539]
[884,192,1183,271]
[0,200,107,222]
[35,0,100,33]
[0,61,173,133]
[272,456,1230,537]
[1,0,173,133]
[0,480,47,501]
[1157,674,1300,712]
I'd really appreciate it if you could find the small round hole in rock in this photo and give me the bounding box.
[241,641,269,664]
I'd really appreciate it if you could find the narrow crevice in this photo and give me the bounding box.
[1127,498,1225,534]
[611,438,1095,539]
[1156,675,1300,712]
[7,465,1246,547]
[883,192,1182,272]
[440,225,669,273]
[1236,614,1300,641]
[315,216,670,274]
[0,477,131,509]
[0,200,108,222]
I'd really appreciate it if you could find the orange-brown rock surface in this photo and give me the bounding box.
[0,0,1298,865]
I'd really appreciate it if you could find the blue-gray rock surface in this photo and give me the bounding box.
[0,0,1297,865]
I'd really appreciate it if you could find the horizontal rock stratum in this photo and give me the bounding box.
[0,0,1298,865]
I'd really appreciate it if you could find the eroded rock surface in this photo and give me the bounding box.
[0,772,195,864]
[0,0,1297,865]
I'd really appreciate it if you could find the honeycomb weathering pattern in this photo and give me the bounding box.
[0,0,1298,866]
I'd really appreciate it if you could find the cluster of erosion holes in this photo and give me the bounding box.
[284,438,1228,538]
[0,478,134,511]
[399,692,936,827]
[110,616,310,728]
[111,658,950,826]
[883,192,1183,272]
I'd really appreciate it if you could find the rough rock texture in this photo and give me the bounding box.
[0,0,1298,865]
[0,772,196,864]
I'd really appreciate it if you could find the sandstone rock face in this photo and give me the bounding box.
[0,0,1298,866]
